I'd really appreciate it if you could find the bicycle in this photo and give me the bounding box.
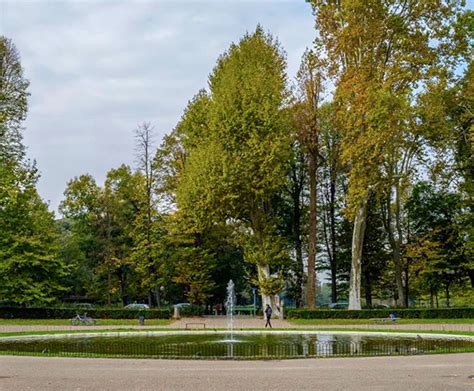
[71,313,96,326]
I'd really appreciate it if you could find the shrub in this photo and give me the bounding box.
[286,307,474,319]
[178,304,205,317]
[0,306,171,319]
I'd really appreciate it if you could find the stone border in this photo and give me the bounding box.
[2,329,473,342]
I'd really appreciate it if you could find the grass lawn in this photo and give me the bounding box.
[0,318,172,326]
[287,318,474,325]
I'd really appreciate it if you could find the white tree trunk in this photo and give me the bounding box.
[348,196,368,310]
[258,263,280,318]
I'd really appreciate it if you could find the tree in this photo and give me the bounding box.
[60,168,143,305]
[154,90,211,211]
[60,174,106,301]
[134,122,162,307]
[361,196,389,306]
[294,49,325,308]
[0,165,68,305]
[0,37,68,305]
[406,182,469,306]
[318,102,345,303]
[277,138,307,307]
[0,36,29,162]
[452,61,474,287]
[176,27,291,313]
[307,0,467,309]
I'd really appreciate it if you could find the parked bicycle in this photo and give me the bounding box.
[71,313,96,326]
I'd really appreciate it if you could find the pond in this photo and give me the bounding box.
[1,331,472,359]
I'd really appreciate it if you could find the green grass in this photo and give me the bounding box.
[2,318,471,327]
[287,318,474,325]
[0,318,172,326]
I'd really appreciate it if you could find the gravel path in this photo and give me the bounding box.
[0,317,472,333]
[1,353,473,390]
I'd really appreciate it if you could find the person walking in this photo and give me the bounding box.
[264,304,273,328]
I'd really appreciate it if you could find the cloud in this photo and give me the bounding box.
[1,0,316,212]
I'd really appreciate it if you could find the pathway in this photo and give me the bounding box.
[0,316,472,333]
[1,353,473,390]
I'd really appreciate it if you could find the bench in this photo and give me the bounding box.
[370,317,399,323]
[185,322,206,329]
[234,305,256,316]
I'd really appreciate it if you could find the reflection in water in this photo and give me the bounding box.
[316,334,333,356]
[350,334,362,355]
[0,332,471,359]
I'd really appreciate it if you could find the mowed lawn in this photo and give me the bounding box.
[0,318,472,326]
[0,319,173,326]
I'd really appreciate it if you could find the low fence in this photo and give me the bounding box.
[0,339,472,359]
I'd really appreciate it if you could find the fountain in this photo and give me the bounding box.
[225,280,235,341]
[219,279,240,357]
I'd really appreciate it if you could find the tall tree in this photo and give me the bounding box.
[134,122,161,307]
[308,0,466,309]
[177,27,291,312]
[294,49,325,308]
[0,37,68,305]
[318,102,344,303]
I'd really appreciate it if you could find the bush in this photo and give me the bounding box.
[178,304,205,317]
[286,307,474,319]
[0,306,171,319]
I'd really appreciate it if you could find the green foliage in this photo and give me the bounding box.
[0,36,29,158]
[0,180,68,305]
[173,27,292,300]
[0,36,68,306]
[172,246,216,305]
[405,182,472,299]
[287,307,474,319]
[178,304,206,317]
[0,306,170,319]
[59,167,149,305]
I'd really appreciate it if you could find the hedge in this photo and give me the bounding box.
[0,306,171,319]
[286,307,474,319]
[178,304,206,317]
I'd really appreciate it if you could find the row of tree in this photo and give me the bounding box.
[0,0,472,308]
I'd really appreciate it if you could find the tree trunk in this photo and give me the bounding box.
[393,182,405,306]
[348,196,368,310]
[107,268,112,306]
[404,263,409,307]
[383,182,406,307]
[393,243,405,307]
[329,167,338,303]
[119,267,127,306]
[307,153,317,308]
[363,264,372,307]
[257,263,280,318]
[291,174,304,307]
[445,281,450,307]
[294,224,304,307]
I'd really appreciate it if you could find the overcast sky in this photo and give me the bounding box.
[1,0,316,213]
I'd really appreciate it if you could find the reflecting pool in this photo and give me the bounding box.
[1,332,472,359]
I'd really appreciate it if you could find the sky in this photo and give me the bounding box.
[0,0,316,213]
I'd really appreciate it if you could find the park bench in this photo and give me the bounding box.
[234,305,256,316]
[185,322,206,329]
